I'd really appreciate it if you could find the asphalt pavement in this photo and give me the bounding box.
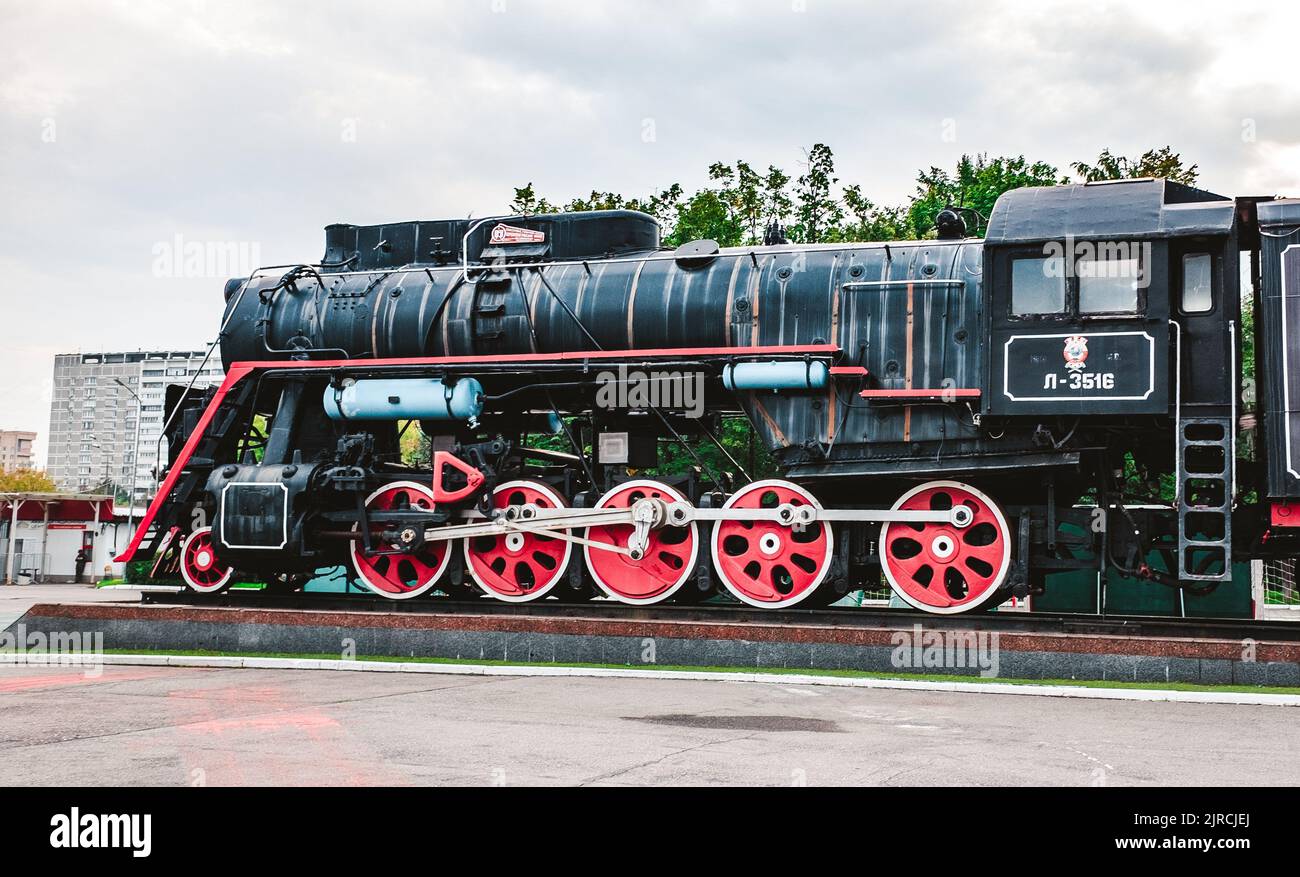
[0,662,1295,786]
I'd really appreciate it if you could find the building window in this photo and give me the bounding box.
[1011,256,1066,315]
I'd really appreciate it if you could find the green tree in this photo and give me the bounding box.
[564,190,629,212]
[762,165,794,239]
[826,184,912,242]
[908,153,1066,238]
[667,189,745,247]
[514,183,686,242]
[1071,146,1199,185]
[0,468,58,492]
[733,161,765,245]
[789,143,843,243]
[509,182,558,215]
[704,160,769,246]
[626,184,685,238]
[650,416,779,481]
[399,421,431,467]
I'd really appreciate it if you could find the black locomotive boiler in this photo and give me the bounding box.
[117,178,1300,615]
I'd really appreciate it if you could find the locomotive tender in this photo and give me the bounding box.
[116,178,1300,615]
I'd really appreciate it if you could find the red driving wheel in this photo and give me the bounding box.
[465,480,572,602]
[880,481,1010,614]
[583,480,698,605]
[350,481,449,600]
[180,527,234,594]
[710,480,833,608]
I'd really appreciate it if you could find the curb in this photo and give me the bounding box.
[5,653,1298,706]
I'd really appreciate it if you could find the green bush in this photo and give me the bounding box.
[124,559,180,586]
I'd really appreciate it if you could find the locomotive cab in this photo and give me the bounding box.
[983,178,1241,582]
[984,178,1238,418]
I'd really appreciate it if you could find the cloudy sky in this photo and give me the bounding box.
[3,0,1299,464]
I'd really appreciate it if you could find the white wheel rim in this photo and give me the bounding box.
[464,480,572,603]
[709,479,834,609]
[350,481,450,600]
[180,527,234,594]
[880,480,1011,615]
[583,479,698,605]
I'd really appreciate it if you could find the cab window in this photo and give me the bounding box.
[1079,253,1141,314]
[1181,253,1213,314]
[1011,256,1066,315]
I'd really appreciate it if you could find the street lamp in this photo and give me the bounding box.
[113,378,143,534]
[84,435,114,500]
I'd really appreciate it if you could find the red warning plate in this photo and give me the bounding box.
[490,223,545,245]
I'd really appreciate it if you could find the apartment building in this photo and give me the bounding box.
[0,430,36,470]
[46,350,224,498]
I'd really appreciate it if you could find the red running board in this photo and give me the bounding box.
[859,388,981,401]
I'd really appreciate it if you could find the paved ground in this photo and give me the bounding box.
[3,583,1298,786]
[0,662,1296,786]
[0,582,138,629]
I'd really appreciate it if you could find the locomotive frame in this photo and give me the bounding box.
[116,177,1300,616]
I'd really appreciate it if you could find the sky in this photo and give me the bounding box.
[3,0,1300,465]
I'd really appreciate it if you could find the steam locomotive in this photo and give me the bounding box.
[115,178,1300,615]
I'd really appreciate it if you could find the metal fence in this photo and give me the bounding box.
[1262,559,1300,605]
[0,553,52,583]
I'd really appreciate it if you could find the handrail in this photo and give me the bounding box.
[1169,318,1182,506]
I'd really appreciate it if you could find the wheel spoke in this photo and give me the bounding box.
[350,481,448,600]
[465,481,572,602]
[880,481,1010,614]
[584,480,698,604]
[710,480,833,608]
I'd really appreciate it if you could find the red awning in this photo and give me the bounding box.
[0,496,116,522]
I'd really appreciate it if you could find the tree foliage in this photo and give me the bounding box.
[513,144,1192,246]
[790,143,843,243]
[0,468,58,493]
[907,154,1067,238]
[1071,146,1199,186]
[399,421,432,467]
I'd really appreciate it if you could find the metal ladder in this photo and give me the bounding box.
[1176,417,1233,581]
[139,381,257,557]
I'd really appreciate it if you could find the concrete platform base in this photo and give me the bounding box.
[8,601,1300,687]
